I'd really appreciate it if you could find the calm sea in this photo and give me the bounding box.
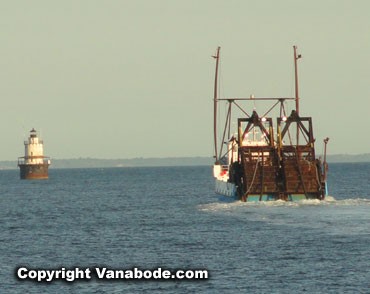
[1,163,370,293]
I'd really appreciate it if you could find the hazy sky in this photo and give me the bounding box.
[1,0,369,160]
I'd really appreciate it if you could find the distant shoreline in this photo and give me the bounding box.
[1,154,370,170]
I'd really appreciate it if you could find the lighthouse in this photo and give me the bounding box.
[18,128,51,179]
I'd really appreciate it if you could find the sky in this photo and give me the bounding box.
[1,0,369,160]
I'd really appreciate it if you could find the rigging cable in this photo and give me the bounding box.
[243,154,261,197]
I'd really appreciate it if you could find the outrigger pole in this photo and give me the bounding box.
[213,46,221,163]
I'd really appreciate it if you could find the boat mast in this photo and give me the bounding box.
[213,46,221,163]
[323,137,330,181]
[293,45,301,145]
[293,45,301,114]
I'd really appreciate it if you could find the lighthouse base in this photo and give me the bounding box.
[18,164,50,179]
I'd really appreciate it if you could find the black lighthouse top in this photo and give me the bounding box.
[30,128,37,138]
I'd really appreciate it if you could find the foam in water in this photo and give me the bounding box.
[198,195,370,212]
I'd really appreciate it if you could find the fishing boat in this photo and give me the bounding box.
[212,46,329,201]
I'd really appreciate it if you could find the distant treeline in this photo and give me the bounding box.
[1,154,370,170]
[0,157,213,170]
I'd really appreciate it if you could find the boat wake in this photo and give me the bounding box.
[198,196,370,212]
[198,196,370,236]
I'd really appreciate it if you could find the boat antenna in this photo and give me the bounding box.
[212,46,221,163]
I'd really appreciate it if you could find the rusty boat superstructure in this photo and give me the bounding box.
[212,47,329,202]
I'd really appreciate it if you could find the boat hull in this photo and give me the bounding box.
[19,164,49,180]
[215,180,237,200]
[215,179,327,202]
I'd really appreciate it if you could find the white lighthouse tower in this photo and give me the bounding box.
[18,128,51,179]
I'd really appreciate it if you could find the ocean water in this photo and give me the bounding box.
[1,163,370,293]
